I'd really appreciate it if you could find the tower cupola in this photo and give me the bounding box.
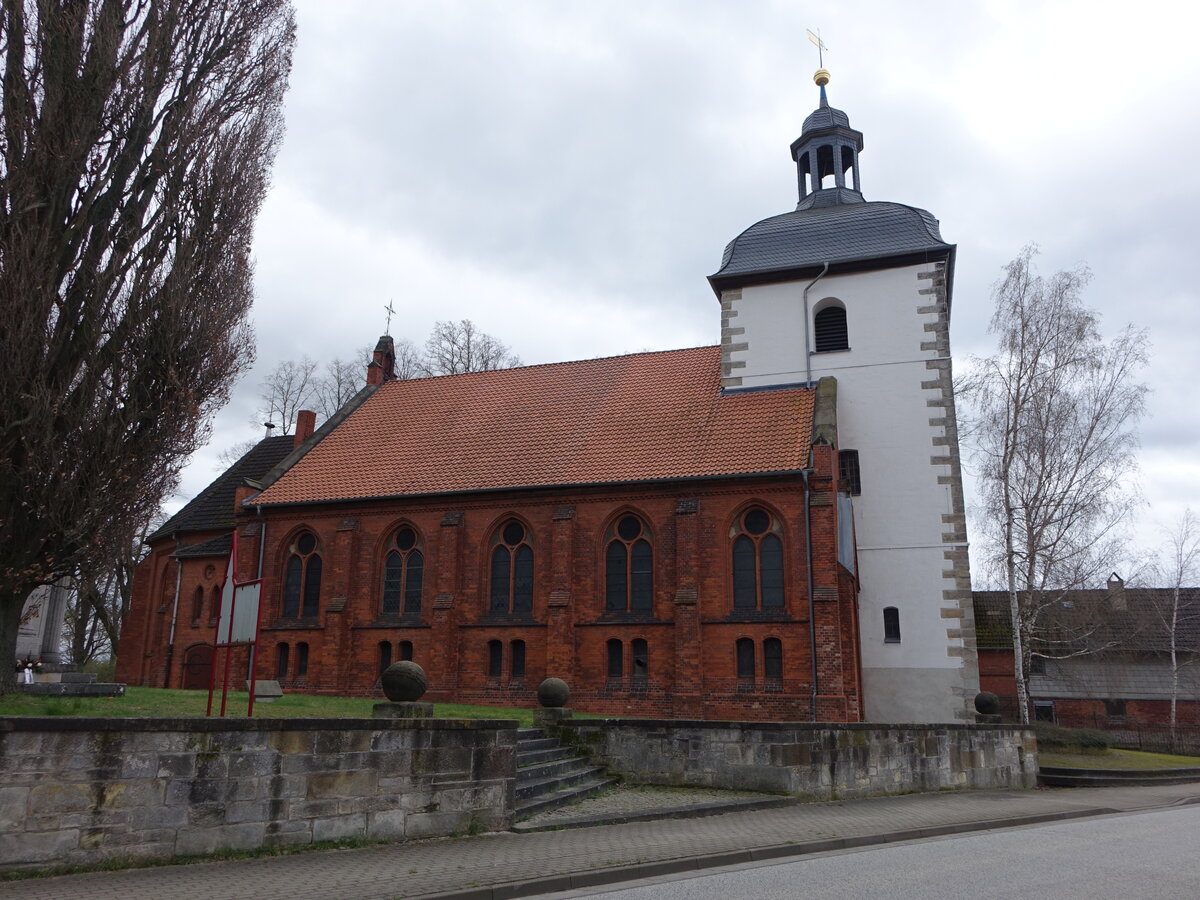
[789,69,865,210]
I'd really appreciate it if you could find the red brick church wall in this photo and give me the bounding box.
[120,465,863,723]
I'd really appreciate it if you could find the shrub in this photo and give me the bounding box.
[1035,722,1113,750]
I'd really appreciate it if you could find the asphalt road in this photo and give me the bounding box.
[545,804,1200,899]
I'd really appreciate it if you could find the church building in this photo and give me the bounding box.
[116,70,980,723]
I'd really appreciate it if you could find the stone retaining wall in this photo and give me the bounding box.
[558,719,1036,799]
[0,716,517,872]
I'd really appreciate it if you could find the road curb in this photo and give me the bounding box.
[422,806,1123,900]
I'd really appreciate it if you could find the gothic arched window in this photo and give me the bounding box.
[814,303,848,352]
[295,642,309,678]
[605,515,653,614]
[732,508,785,610]
[490,520,533,616]
[191,586,204,623]
[487,640,503,677]
[282,531,322,619]
[382,526,424,616]
[378,641,392,674]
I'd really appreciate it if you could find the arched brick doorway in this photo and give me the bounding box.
[181,644,213,690]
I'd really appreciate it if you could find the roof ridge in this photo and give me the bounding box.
[386,344,720,385]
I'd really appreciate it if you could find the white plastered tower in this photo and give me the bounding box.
[709,70,979,722]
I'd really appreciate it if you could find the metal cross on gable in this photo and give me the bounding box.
[384,299,396,334]
[806,28,828,68]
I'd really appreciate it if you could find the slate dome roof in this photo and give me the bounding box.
[801,104,852,132]
[711,200,951,286]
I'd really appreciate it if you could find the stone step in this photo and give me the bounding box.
[517,746,574,767]
[515,776,616,818]
[516,764,609,801]
[1038,767,1200,787]
[516,737,560,754]
[517,756,594,785]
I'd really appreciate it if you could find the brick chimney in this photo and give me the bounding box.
[366,335,396,386]
[294,409,316,448]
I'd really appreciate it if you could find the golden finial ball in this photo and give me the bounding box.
[814,68,830,87]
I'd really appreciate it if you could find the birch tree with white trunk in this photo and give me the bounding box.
[961,246,1149,724]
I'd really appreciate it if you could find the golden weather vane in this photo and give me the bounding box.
[806,28,828,69]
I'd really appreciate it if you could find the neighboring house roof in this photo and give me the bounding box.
[172,534,233,559]
[252,346,816,507]
[973,588,1200,654]
[149,436,295,542]
[710,200,953,290]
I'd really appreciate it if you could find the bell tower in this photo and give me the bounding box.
[709,70,980,723]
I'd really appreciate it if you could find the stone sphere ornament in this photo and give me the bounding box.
[974,691,1001,716]
[381,661,427,702]
[537,677,569,708]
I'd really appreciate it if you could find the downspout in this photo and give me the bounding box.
[802,262,831,386]
[802,468,818,721]
[164,533,183,688]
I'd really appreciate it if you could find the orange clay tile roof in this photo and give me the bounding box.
[252,346,815,506]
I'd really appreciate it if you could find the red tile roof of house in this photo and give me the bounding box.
[252,346,815,506]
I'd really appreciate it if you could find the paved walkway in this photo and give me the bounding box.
[6,782,1200,900]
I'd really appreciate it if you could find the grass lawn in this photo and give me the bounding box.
[0,686,543,727]
[1040,747,1200,770]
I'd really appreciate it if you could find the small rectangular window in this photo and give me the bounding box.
[839,450,861,496]
[276,643,289,679]
[295,642,309,678]
[736,638,755,680]
[1103,698,1126,718]
[763,638,783,681]
[487,640,502,678]
[883,607,901,643]
[631,639,648,680]
[510,640,526,679]
[607,639,623,680]
[1033,701,1056,723]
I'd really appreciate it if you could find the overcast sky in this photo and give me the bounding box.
[180,0,1200,576]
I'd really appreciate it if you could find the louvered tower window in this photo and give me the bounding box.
[813,304,848,352]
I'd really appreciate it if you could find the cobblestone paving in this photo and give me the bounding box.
[520,784,779,827]
[4,783,1200,900]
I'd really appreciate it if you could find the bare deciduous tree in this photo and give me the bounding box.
[311,356,362,419]
[215,438,262,471]
[64,511,160,666]
[422,319,521,376]
[393,337,425,380]
[254,356,316,434]
[0,0,295,693]
[960,246,1149,723]
[1146,510,1200,737]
